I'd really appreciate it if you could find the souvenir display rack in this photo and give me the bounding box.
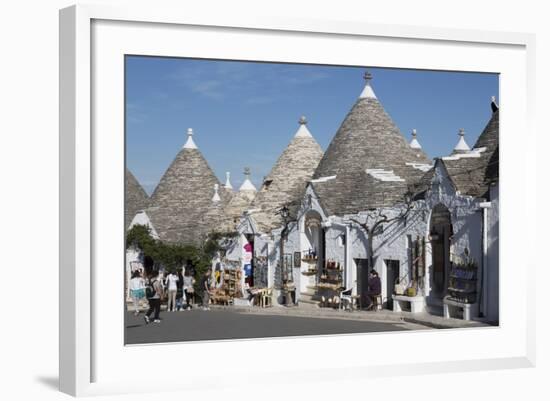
[301,248,318,262]
[300,249,318,276]
[316,260,344,305]
[223,268,241,298]
[447,262,477,304]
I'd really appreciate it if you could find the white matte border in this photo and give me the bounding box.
[59,4,535,397]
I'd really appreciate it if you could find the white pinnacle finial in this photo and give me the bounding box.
[491,96,499,112]
[295,115,313,138]
[239,167,257,192]
[454,128,470,152]
[183,128,198,149]
[410,129,422,149]
[212,184,221,202]
[359,70,377,99]
[224,171,233,190]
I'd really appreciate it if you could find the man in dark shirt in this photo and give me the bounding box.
[365,270,381,310]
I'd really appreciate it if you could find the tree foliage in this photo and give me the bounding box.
[125,225,238,290]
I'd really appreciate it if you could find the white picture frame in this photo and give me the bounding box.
[59,3,536,397]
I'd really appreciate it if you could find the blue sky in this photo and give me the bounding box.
[126,56,498,194]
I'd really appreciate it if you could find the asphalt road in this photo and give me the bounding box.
[125,308,423,345]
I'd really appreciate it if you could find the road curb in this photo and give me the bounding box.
[128,303,490,329]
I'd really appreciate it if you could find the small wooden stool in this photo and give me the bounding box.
[370,294,382,311]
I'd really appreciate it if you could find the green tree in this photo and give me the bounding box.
[126,225,238,294]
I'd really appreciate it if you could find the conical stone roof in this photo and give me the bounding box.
[440,104,499,198]
[125,169,149,229]
[311,72,431,215]
[250,116,324,232]
[224,168,257,230]
[146,129,229,244]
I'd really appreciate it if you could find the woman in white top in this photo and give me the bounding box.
[165,271,179,312]
[129,270,145,316]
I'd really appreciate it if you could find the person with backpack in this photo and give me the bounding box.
[144,269,163,324]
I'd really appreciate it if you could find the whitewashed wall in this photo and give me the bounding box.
[247,163,497,317]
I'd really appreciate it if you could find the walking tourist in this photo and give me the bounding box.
[201,268,213,310]
[129,270,145,316]
[183,268,195,310]
[145,269,163,324]
[165,270,179,312]
[365,270,381,310]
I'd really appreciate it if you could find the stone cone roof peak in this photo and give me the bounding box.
[250,118,324,232]
[294,115,313,138]
[224,171,233,190]
[359,70,377,99]
[312,75,431,214]
[491,96,499,113]
[453,128,470,153]
[239,167,257,192]
[147,136,227,244]
[212,184,221,202]
[410,129,422,149]
[183,128,198,149]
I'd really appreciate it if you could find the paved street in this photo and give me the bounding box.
[125,308,428,345]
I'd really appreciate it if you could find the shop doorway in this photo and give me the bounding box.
[384,259,400,310]
[355,258,369,308]
[302,211,325,294]
[244,234,255,287]
[429,204,452,301]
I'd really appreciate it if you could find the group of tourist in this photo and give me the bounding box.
[128,255,214,324]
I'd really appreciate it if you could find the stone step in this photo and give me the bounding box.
[298,298,319,305]
[299,291,320,303]
[306,285,318,291]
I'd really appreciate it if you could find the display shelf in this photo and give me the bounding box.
[316,282,343,290]
[447,264,478,306]
[447,287,475,293]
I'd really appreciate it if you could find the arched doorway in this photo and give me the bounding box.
[429,204,453,301]
[301,211,325,294]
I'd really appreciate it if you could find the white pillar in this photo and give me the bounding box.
[345,224,353,291]
[479,202,491,318]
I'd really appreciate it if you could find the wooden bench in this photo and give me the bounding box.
[392,295,426,313]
